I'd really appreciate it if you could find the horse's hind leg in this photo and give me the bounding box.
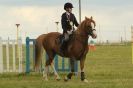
[43,64,49,81]
[50,61,61,80]
[43,52,60,81]
[43,57,52,81]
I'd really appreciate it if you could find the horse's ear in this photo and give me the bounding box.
[90,16,93,20]
[85,16,88,20]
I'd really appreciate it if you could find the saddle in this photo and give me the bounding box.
[56,34,74,53]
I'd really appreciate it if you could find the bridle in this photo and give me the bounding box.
[86,21,96,37]
[88,28,96,36]
[74,26,96,39]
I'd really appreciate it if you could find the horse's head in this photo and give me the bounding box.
[84,16,97,39]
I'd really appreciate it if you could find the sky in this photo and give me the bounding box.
[0,0,133,43]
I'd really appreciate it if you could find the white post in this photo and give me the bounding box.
[55,22,59,32]
[79,0,81,23]
[18,38,22,73]
[6,38,10,72]
[18,39,20,73]
[0,37,3,73]
[21,39,23,72]
[12,40,16,72]
[20,38,23,73]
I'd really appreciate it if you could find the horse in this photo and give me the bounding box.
[34,16,97,83]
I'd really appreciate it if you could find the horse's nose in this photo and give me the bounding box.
[92,34,97,39]
[92,30,97,39]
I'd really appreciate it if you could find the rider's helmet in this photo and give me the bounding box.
[64,2,73,10]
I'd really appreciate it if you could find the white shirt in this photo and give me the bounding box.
[66,12,70,16]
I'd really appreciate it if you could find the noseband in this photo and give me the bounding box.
[87,26,96,36]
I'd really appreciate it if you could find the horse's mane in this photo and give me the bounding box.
[76,20,86,33]
[76,18,96,34]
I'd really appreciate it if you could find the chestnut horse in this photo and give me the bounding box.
[35,16,97,82]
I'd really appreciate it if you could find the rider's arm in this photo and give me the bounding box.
[73,15,79,27]
[61,13,67,33]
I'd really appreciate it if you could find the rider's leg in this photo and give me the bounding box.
[60,33,69,52]
[64,33,69,41]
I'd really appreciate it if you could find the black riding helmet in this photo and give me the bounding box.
[64,2,73,10]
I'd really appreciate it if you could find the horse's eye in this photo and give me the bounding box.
[88,26,92,29]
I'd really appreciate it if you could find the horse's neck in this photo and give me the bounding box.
[76,21,88,35]
[76,29,87,36]
[74,25,89,45]
[75,21,88,37]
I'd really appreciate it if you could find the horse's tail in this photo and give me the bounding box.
[34,34,46,71]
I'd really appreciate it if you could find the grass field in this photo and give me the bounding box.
[0,44,133,88]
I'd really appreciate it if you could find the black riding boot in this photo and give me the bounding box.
[60,33,69,53]
[60,37,66,52]
[60,40,66,52]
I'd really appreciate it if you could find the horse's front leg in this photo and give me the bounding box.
[64,59,75,81]
[80,58,88,83]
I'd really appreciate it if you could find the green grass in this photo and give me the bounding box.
[0,45,133,88]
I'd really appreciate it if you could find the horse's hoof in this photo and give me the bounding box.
[83,79,88,83]
[64,76,69,82]
[56,78,61,81]
[43,76,48,81]
[55,77,61,81]
[55,75,61,81]
[43,77,48,81]
[64,76,70,82]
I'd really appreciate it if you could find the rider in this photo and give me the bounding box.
[61,2,79,51]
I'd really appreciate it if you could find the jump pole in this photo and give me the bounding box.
[12,40,16,72]
[26,37,30,73]
[16,24,20,59]
[26,37,36,73]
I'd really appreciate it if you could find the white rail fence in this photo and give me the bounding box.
[0,37,23,73]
